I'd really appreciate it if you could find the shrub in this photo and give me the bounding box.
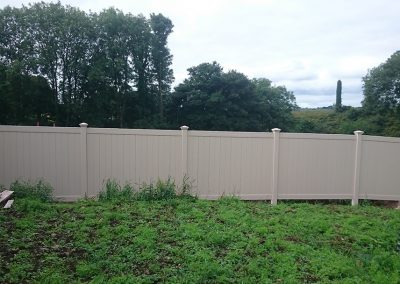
[136,178,177,201]
[97,177,195,202]
[10,179,53,202]
[178,175,194,197]
[98,179,134,201]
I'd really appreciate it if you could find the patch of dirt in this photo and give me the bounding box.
[284,235,303,243]
[109,219,120,227]
[369,200,399,209]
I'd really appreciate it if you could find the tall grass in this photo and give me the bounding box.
[10,179,53,202]
[98,177,194,202]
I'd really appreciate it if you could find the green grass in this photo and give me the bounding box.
[1,197,399,283]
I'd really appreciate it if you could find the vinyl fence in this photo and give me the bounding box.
[0,124,399,204]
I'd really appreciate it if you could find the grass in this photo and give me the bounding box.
[1,195,399,283]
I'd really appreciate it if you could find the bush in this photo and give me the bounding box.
[10,179,53,202]
[98,180,134,201]
[98,177,194,202]
[136,178,177,201]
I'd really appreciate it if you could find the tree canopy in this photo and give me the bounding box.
[362,51,400,114]
[1,2,300,132]
[167,62,297,131]
[0,3,174,127]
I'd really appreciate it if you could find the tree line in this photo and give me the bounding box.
[0,2,173,128]
[1,3,399,135]
[0,2,297,131]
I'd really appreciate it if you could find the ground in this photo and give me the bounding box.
[0,197,399,283]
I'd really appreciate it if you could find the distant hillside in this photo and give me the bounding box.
[290,107,398,136]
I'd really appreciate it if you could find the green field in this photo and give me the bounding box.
[1,196,399,283]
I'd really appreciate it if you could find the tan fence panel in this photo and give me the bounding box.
[278,133,355,199]
[359,136,400,200]
[188,131,274,199]
[0,126,82,200]
[86,128,181,197]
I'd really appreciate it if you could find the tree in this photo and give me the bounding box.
[0,3,175,128]
[91,8,133,128]
[0,63,54,125]
[362,51,400,114]
[253,78,297,130]
[336,79,342,112]
[166,62,296,131]
[150,13,174,119]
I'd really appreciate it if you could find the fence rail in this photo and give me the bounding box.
[0,124,399,203]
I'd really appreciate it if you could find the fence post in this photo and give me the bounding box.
[180,126,189,183]
[271,128,281,205]
[79,122,88,198]
[352,130,364,206]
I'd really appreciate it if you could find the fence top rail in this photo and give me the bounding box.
[0,125,80,134]
[188,130,274,138]
[362,135,400,143]
[1,124,400,143]
[88,128,181,136]
[280,132,354,140]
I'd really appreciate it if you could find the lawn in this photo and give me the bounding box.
[1,197,399,283]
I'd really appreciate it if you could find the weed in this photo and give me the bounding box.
[136,178,176,201]
[98,179,135,201]
[10,179,53,202]
[98,178,195,202]
[359,199,373,206]
[178,175,194,197]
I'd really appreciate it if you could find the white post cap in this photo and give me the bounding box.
[180,126,189,130]
[271,128,281,132]
[354,130,364,135]
[79,122,88,127]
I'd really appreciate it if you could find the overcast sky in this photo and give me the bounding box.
[2,0,400,107]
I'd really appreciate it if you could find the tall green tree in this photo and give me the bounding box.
[0,5,33,70]
[91,8,132,128]
[362,51,400,114]
[0,63,54,125]
[25,2,93,125]
[128,14,154,121]
[336,79,342,112]
[253,78,297,130]
[150,13,174,119]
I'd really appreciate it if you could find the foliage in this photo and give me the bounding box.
[98,178,193,202]
[150,13,174,119]
[167,62,297,131]
[363,50,400,114]
[253,78,297,130]
[136,179,177,201]
[97,179,135,201]
[0,3,174,128]
[336,79,342,111]
[291,107,400,137]
[9,179,53,202]
[0,63,54,125]
[0,198,399,282]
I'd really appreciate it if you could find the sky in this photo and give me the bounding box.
[2,0,400,108]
